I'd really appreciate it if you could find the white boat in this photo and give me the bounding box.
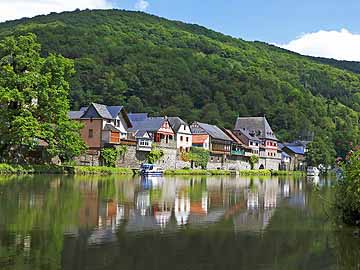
[140,164,164,176]
[307,167,320,177]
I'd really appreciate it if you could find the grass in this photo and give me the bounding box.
[71,166,134,175]
[164,169,233,176]
[238,170,272,176]
[0,164,134,175]
[271,170,305,176]
[0,164,66,174]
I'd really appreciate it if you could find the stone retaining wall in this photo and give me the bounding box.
[74,147,280,171]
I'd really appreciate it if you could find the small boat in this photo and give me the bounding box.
[140,163,164,176]
[307,167,320,177]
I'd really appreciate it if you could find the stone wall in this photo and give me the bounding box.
[116,145,147,168]
[116,145,180,170]
[74,150,101,166]
[258,157,281,170]
[74,146,281,171]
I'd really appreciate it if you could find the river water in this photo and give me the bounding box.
[0,175,359,270]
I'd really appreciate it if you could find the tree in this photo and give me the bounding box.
[0,34,86,163]
[127,95,144,113]
[101,146,128,167]
[306,136,336,168]
[336,147,360,225]
[249,155,259,170]
[146,146,164,164]
[187,147,210,169]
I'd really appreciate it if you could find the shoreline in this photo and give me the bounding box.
[0,164,305,177]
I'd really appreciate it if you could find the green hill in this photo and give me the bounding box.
[0,9,359,158]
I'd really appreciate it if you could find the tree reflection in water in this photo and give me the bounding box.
[0,175,358,270]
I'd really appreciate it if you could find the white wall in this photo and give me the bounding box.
[176,124,192,150]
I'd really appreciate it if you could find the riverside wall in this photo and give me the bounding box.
[74,146,280,171]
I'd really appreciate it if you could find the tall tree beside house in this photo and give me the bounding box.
[306,136,336,168]
[0,34,86,163]
[146,146,164,164]
[249,155,259,170]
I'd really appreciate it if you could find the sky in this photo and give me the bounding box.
[1,0,360,61]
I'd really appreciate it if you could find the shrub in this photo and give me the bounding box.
[335,148,360,225]
[146,146,164,164]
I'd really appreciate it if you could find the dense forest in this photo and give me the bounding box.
[0,9,360,159]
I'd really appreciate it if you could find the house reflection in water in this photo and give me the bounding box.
[175,191,190,225]
[73,177,308,245]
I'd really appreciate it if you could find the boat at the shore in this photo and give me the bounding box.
[140,163,164,176]
[307,167,320,177]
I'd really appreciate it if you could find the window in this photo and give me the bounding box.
[180,136,183,141]
[107,120,111,123]
[256,143,259,146]
[88,129,93,138]
[186,137,189,142]
[250,142,253,146]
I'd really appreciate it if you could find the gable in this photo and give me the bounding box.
[81,104,102,119]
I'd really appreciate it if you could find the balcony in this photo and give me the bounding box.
[231,149,245,156]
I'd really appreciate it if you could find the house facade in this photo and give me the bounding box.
[69,103,133,150]
[168,117,192,153]
[190,122,232,169]
[128,115,176,150]
[233,128,261,156]
[234,116,281,170]
[282,142,307,171]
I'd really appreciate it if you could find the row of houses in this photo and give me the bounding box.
[69,103,308,170]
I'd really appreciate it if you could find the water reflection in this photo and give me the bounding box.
[0,175,358,270]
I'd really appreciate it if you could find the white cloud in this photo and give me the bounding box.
[278,29,360,61]
[0,0,113,22]
[134,0,149,11]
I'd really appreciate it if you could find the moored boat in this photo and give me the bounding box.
[307,167,320,177]
[140,163,164,176]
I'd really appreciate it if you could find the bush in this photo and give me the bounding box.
[239,170,272,176]
[146,146,164,164]
[335,148,360,225]
[73,166,133,175]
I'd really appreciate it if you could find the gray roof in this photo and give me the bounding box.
[91,103,113,119]
[107,106,124,118]
[129,117,167,132]
[103,124,120,132]
[234,117,277,140]
[168,117,188,132]
[135,130,152,139]
[237,128,261,141]
[68,111,84,119]
[70,104,131,127]
[191,122,232,142]
[128,113,149,124]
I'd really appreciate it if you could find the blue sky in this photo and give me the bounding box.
[111,0,360,44]
[1,0,360,60]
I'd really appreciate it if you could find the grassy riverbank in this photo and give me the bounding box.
[165,169,305,176]
[164,169,233,176]
[0,164,134,175]
[0,164,305,177]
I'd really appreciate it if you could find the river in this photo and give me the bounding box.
[0,175,359,270]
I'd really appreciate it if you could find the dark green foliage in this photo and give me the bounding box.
[306,136,336,167]
[0,34,86,163]
[1,10,360,160]
[188,147,210,169]
[336,148,360,225]
[249,155,260,170]
[101,146,127,167]
[146,146,164,164]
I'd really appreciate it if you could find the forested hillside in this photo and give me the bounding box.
[0,9,360,158]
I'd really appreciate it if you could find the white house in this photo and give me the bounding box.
[168,117,192,152]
